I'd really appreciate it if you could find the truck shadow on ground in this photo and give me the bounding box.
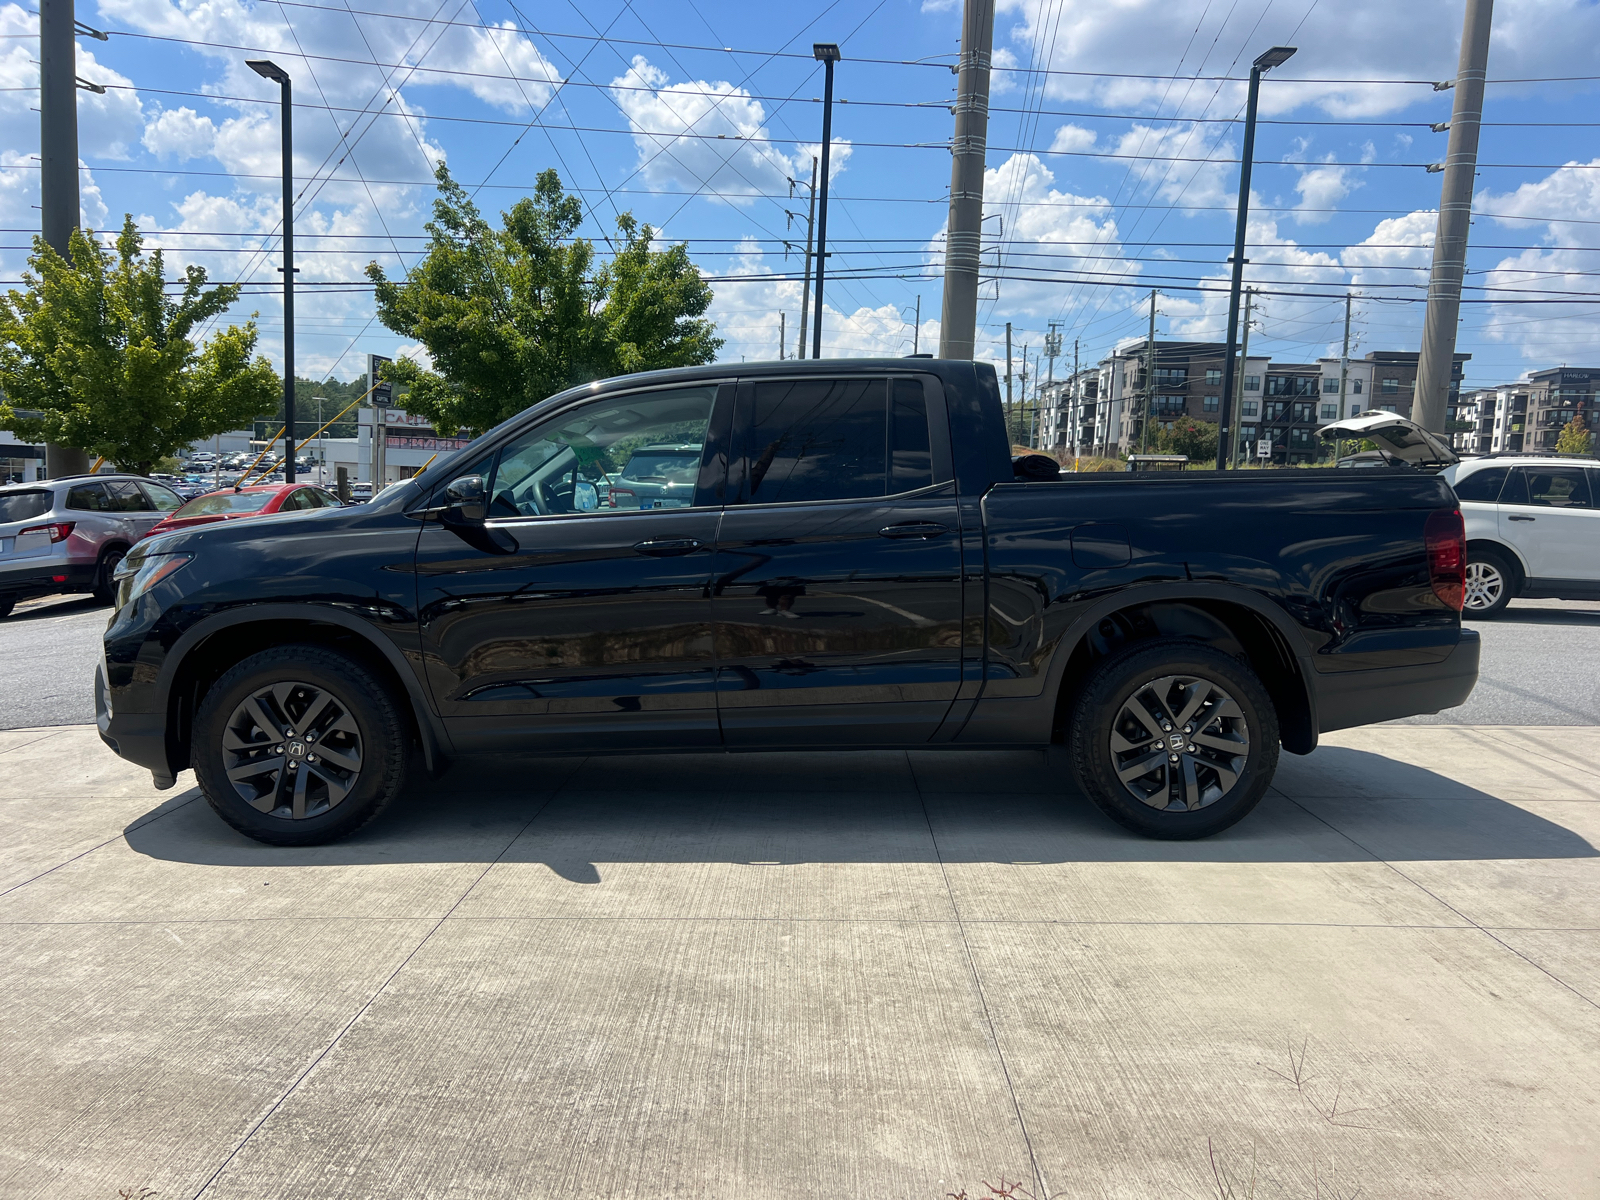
[122,746,1598,880]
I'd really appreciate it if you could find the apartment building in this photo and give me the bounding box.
[1524,366,1595,452]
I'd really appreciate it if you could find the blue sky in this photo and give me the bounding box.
[2,0,1598,395]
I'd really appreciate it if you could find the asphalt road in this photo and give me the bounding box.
[2,593,1597,731]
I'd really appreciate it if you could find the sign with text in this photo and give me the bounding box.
[1256,440,1272,459]
[367,353,393,408]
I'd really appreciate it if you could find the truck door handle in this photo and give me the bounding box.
[633,537,704,556]
[1507,515,1536,522]
[879,522,949,540]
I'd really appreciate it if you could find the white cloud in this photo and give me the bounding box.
[1111,123,1237,210]
[1292,159,1360,223]
[993,0,1600,119]
[1048,124,1097,154]
[609,57,847,203]
[143,108,219,161]
[0,5,145,161]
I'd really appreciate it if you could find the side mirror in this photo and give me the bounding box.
[444,475,486,523]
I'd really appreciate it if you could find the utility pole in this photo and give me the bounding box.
[779,311,786,360]
[1043,323,1062,448]
[1230,288,1255,468]
[39,0,91,478]
[1072,337,1080,456]
[938,0,995,360]
[1018,345,1028,447]
[811,44,840,359]
[789,158,817,361]
[912,295,920,354]
[1338,292,1353,419]
[1141,290,1158,454]
[1416,0,1493,433]
[1005,321,1013,411]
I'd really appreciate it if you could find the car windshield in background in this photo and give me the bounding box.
[619,451,700,484]
[173,491,277,518]
[0,490,52,523]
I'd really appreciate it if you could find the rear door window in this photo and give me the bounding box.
[66,482,110,512]
[140,482,185,512]
[104,481,153,512]
[1511,466,1592,508]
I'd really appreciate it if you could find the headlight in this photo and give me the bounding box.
[114,552,192,608]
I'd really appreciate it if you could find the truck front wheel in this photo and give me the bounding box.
[1068,640,1279,839]
[192,645,410,846]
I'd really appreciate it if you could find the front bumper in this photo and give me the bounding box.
[95,662,174,783]
[1314,628,1481,734]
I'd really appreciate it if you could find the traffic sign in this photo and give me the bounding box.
[1256,440,1272,459]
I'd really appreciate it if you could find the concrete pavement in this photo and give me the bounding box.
[1,726,1598,1198]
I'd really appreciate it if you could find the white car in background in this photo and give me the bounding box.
[1320,412,1600,619]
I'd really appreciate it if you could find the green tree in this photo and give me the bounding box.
[1557,414,1592,456]
[0,218,280,474]
[368,164,722,437]
[1154,416,1219,462]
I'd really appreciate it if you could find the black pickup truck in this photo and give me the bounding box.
[97,359,1479,845]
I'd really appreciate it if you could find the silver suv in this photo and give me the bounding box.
[0,474,185,618]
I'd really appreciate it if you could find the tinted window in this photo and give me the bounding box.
[891,382,934,493]
[1515,466,1591,508]
[1452,465,1510,503]
[104,481,152,512]
[742,378,887,504]
[488,386,715,518]
[140,482,185,512]
[65,482,110,512]
[0,490,51,523]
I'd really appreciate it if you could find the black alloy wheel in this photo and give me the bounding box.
[1069,640,1279,839]
[1462,549,1515,619]
[193,645,409,845]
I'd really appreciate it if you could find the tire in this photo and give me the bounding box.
[192,645,409,846]
[1462,548,1515,620]
[1068,640,1280,840]
[92,544,127,605]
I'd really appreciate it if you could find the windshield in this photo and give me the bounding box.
[619,450,701,484]
[0,490,52,523]
[173,490,277,518]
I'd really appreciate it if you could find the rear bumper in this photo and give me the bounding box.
[1314,628,1481,734]
[0,559,95,598]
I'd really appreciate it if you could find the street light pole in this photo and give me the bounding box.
[247,58,296,484]
[1216,45,1296,471]
[811,44,840,359]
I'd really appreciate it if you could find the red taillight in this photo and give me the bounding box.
[1424,507,1466,612]
[608,488,634,509]
[19,521,75,543]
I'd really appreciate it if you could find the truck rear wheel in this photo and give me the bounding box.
[1068,640,1279,839]
[192,645,409,846]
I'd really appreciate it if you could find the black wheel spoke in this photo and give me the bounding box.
[1109,672,1250,813]
[221,678,362,821]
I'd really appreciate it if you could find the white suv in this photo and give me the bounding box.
[1440,456,1600,618]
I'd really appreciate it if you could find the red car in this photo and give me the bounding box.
[138,483,345,542]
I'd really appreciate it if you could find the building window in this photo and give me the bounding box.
[1293,403,1315,423]
[1244,375,1260,392]
[1154,367,1187,387]
[1152,395,1186,416]
[1205,368,1222,385]
[1289,428,1313,448]
[1381,378,1399,394]
[1323,378,1340,393]
[1240,424,1257,439]
[1379,404,1398,413]
[1242,400,1259,417]
[1352,379,1363,395]
[1266,375,1318,398]
[1203,395,1219,412]
[1321,403,1338,420]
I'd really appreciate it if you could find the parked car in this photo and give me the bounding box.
[137,482,344,542]
[603,442,703,510]
[0,474,185,616]
[1320,411,1600,619]
[98,359,1478,846]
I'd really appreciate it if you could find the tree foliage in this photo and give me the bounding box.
[1557,414,1592,456]
[0,219,280,474]
[1154,416,1220,462]
[367,164,722,437]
